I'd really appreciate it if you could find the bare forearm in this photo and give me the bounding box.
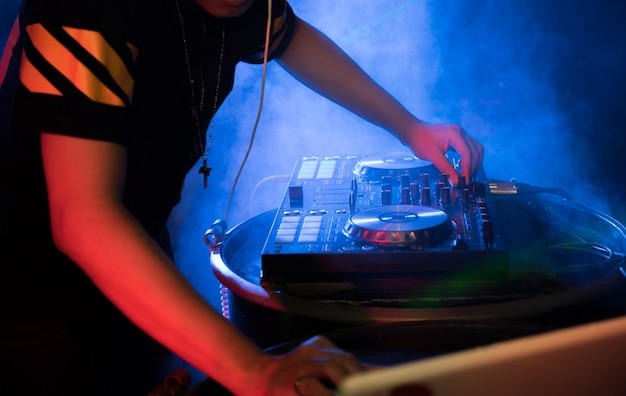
[277,17,484,185]
[277,17,423,143]
[39,129,364,395]
[40,132,363,395]
[53,201,266,394]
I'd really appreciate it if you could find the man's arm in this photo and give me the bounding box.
[277,17,483,186]
[40,132,360,395]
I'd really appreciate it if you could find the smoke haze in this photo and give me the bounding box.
[1,0,624,308]
[166,0,626,305]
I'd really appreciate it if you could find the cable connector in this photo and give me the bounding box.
[204,218,228,248]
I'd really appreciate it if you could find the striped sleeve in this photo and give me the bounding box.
[10,0,140,143]
[20,22,138,108]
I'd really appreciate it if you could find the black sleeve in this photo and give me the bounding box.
[11,0,139,144]
[240,0,296,64]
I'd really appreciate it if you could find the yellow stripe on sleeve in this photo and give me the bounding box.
[24,23,125,107]
[63,26,134,104]
[20,49,61,96]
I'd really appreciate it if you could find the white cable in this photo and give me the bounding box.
[223,0,273,222]
[248,174,290,217]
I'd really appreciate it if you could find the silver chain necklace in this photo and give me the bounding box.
[175,0,225,188]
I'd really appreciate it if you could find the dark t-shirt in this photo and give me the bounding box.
[0,0,295,318]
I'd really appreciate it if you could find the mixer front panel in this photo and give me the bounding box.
[260,153,508,291]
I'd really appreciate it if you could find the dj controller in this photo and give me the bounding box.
[205,149,626,355]
[256,151,626,306]
[199,152,626,394]
[260,152,512,296]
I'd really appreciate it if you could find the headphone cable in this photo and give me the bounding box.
[223,0,273,223]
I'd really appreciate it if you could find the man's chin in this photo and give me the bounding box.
[193,0,256,18]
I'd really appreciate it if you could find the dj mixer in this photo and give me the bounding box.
[260,152,510,296]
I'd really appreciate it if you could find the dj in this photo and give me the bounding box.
[0,0,483,394]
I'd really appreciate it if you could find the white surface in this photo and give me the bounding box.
[338,315,626,396]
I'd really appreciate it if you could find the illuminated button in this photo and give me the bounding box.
[276,228,297,236]
[316,160,336,179]
[298,234,318,243]
[297,160,319,179]
[278,221,299,229]
[274,228,296,244]
[274,216,301,244]
[303,216,322,222]
[298,216,322,243]
[299,228,319,235]
[281,216,301,223]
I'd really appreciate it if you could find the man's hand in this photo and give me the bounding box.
[250,335,363,396]
[405,121,484,187]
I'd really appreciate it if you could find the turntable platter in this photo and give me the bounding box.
[343,205,455,246]
[354,151,437,183]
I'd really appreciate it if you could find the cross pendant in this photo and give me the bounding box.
[199,158,212,189]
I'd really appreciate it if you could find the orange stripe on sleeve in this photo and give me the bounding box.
[20,50,61,95]
[25,23,124,107]
[63,26,134,104]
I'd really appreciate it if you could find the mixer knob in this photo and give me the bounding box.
[461,188,470,205]
[401,187,411,204]
[410,182,419,204]
[440,187,451,205]
[458,175,467,190]
[421,187,431,206]
[420,173,430,189]
[382,189,392,205]
[439,174,450,186]
[382,175,392,187]
[401,174,410,189]
[435,182,444,199]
